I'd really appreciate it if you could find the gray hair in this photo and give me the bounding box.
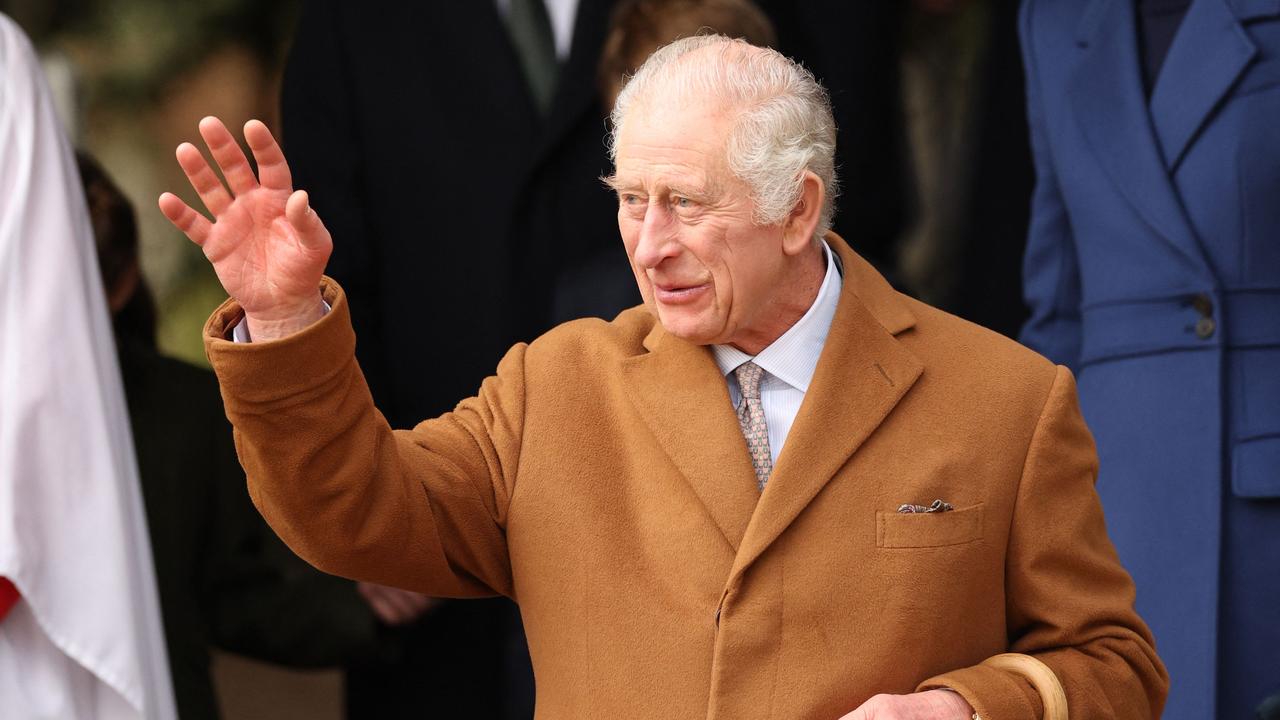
[608,34,839,240]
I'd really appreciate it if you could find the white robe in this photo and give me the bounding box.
[0,12,177,720]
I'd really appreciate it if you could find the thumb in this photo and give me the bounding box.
[285,190,330,251]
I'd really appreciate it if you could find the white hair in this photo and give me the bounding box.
[608,34,839,240]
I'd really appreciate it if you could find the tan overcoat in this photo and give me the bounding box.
[204,235,1166,719]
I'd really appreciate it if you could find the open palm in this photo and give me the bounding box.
[159,117,330,336]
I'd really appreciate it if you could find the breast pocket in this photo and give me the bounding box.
[876,503,985,549]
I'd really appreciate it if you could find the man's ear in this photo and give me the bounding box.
[782,170,824,256]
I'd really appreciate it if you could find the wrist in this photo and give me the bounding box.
[243,292,327,341]
[938,688,980,719]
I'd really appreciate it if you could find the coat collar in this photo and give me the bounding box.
[731,235,921,580]
[1069,0,1215,278]
[623,317,762,554]
[1148,0,1258,171]
[621,233,922,573]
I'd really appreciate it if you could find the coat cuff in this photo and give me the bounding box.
[202,276,355,405]
[918,662,1044,720]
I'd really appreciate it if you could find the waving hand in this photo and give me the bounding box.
[159,117,330,340]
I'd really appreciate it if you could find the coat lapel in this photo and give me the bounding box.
[1068,0,1211,276]
[1148,0,1258,172]
[730,237,923,581]
[620,323,762,553]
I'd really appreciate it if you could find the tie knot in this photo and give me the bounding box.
[734,361,765,401]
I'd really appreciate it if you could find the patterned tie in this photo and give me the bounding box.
[734,361,773,490]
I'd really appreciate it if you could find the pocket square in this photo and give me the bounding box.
[896,499,954,514]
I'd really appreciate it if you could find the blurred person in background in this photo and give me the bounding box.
[281,3,626,715]
[895,0,1034,340]
[596,0,777,109]
[0,12,176,718]
[1019,0,1280,717]
[78,149,395,720]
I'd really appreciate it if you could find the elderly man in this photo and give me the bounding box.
[161,37,1165,719]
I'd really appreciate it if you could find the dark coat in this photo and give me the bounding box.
[120,339,376,720]
[282,0,628,429]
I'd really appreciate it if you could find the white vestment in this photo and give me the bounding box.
[0,12,176,719]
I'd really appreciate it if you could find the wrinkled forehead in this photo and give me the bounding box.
[613,94,735,177]
[611,106,737,196]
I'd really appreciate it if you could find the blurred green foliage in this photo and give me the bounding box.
[3,0,297,104]
[3,0,300,366]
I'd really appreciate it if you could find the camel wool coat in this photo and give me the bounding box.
[204,235,1166,719]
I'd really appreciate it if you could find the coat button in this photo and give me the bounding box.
[1195,316,1216,339]
[1189,293,1215,339]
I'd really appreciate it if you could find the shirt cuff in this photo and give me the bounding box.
[231,300,331,343]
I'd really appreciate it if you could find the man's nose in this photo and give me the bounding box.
[633,201,679,268]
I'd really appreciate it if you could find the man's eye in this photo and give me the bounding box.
[673,196,693,208]
[621,194,642,205]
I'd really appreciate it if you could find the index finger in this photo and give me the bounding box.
[243,119,293,191]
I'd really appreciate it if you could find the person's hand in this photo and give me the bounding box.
[159,116,331,341]
[356,582,436,626]
[838,689,974,719]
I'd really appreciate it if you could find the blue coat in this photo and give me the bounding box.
[1018,0,1280,717]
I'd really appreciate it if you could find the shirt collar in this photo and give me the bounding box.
[712,241,843,392]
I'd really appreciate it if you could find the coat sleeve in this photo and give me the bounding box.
[196,366,379,667]
[918,366,1168,718]
[1016,0,1083,369]
[204,278,522,600]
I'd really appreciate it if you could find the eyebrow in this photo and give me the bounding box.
[600,174,720,203]
[600,174,633,193]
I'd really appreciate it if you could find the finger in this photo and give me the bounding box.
[381,597,416,624]
[198,116,259,196]
[158,192,212,246]
[244,119,292,191]
[369,596,402,625]
[357,584,400,625]
[175,142,233,217]
[400,595,433,622]
[386,588,428,619]
[285,190,330,251]
[407,592,433,614]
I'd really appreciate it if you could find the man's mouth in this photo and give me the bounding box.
[653,281,710,305]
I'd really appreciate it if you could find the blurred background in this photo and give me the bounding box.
[1,0,1031,369]
[3,3,340,717]
[2,0,300,367]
